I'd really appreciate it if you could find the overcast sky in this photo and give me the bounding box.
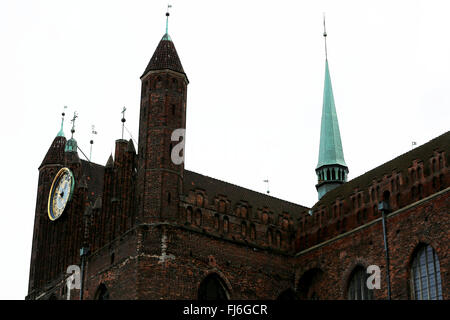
[0,0,448,300]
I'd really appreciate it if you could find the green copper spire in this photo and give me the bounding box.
[316,60,347,169]
[57,116,65,137]
[57,106,67,137]
[315,17,348,201]
[162,5,172,41]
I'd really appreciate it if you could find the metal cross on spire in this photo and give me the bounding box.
[121,106,126,140]
[323,13,328,60]
[70,111,78,138]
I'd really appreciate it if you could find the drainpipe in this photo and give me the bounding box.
[79,246,90,300]
[378,201,391,300]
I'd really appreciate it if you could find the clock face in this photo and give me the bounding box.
[48,168,75,221]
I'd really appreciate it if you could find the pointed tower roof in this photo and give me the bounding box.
[316,59,347,169]
[141,9,186,78]
[141,36,185,78]
[106,154,114,168]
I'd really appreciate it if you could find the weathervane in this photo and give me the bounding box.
[166,4,172,34]
[89,125,98,161]
[323,13,328,60]
[121,107,126,140]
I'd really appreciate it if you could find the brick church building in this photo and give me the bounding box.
[26,15,449,300]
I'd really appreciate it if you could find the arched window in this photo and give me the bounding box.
[241,221,247,237]
[196,194,203,207]
[187,207,193,224]
[297,268,323,300]
[94,283,110,300]
[223,216,229,233]
[275,231,282,248]
[410,244,443,300]
[267,228,273,246]
[347,266,373,300]
[195,209,202,226]
[198,274,229,300]
[214,214,220,230]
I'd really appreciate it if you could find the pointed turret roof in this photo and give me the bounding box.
[316,60,347,169]
[141,34,185,78]
[40,136,66,168]
[106,154,114,168]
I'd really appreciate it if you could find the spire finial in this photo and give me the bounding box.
[70,111,78,139]
[323,13,328,60]
[89,125,97,161]
[323,12,328,60]
[166,4,172,35]
[121,106,126,140]
[57,106,67,137]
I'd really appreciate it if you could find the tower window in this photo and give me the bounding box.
[171,104,176,115]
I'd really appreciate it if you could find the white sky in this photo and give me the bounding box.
[0,0,449,300]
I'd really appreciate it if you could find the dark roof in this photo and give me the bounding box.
[141,35,185,78]
[40,136,66,168]
[313,130,450,210]
[81,160,105,205]
[184,170,310,220]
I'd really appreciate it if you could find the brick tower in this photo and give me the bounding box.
[137,12,188,224]
[28,115,87,299]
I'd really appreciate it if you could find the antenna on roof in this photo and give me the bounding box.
[263,179,270,194]
[121,106,126,140]
[89,125,97,161]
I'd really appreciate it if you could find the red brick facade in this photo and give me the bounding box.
[26,33,449,300]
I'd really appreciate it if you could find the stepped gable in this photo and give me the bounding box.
[313,130,450,210]
[184,170,310,219]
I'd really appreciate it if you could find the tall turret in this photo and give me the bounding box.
[137,9,188,223]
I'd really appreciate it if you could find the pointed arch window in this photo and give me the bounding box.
[198,274,229,300]
[347,266,373,300]
[94,283,110,300]
[410,244,442,300]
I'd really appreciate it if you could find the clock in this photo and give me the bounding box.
[48,167,75,221]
